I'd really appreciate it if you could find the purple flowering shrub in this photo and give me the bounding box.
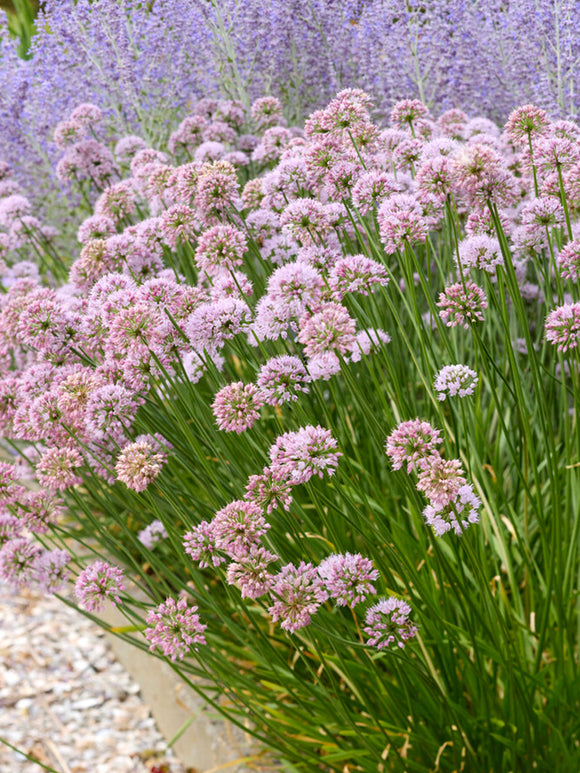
[0,89,579,771]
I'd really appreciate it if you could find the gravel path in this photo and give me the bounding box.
[0,584,186,773]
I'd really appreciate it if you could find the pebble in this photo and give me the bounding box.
[0,584,187,773]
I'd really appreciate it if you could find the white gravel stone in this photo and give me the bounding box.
[0,584,186,773]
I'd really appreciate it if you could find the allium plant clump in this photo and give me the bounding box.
[1,85,580,773]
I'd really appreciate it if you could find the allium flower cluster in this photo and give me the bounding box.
[195,224,247,275]
[257,356,310,406]
[75,560,125,612]
[226,545,278,599]
[434,365,479,400]
[298,302,356,357]
[417,457,467,507]
[458,235,503,274]
[363,597,418,650]
[268,561,328,633]
[212,500,269,556]
[212,382,263,433]
[385,420,442,473]
[545,303,580,352]
[138,519,168,549]
[183,521,225,569]
[245,467,294,514]
[0,538,40,588]
[35,549,71,594]
[438,281,488,328]
[116,436,168,492]
[36,447,83,491]
[144,597,206,661]
[269,426,341,484]
[377,194,428,253]
[423,485,481,536]
[558,241,580,281]
[318,553,378,607]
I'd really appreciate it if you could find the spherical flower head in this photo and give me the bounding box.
[558,240,580,281]
[183,520,225,568]
[115,135,148,164]
[186,298,252,353]
[144,597,206,661]
[159,204,198,249]
[0,513,22,546]
[363,596,418,649]
[307,351,341,381]
[434,365,478,400]
[417,456,467,507]
[298,302,356,357]
[438,281,487,328]
[53,119,84,149]
[269,425,342,485]
[458,234,503,274]
[415,154,454,204]
[195,224,248,276]
[251,96,284,129]
[257,355,310,406]
[212,381,263,433]
[452,144,517,207]
[226,545,279,599]
[545,303,580,352]
[390,99,429,129]
[377,194,428,254]
[75,560,125,612]
[77,214,116,244]
[16,491,64,535]
[521,196,564,237]
[195,160,240,218]
[505,105,549,145]
[0,538,40,588]
[266,263,324,320]
[385,419,443,474]
[423,484,481,537]
[95,182,136,223]
[70,102,102,128]
[137,519,168,549]
[36,447,83,491]
[351,170,399,214]
[350,329,391,363]
[245,467,294,514]
[280,199,332,244]
[85,384,142,443]
[35,548,71,594]
[212,500,269,556]
[329,254,389,300]
[268,561,328,633]
[116,437,168,492]
[318,552,378,607]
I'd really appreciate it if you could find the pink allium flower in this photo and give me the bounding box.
[245,467,294,514]
[251,96,283,129]
[415,155,454,203]
[195,224,248,275]
[168,115,208,154]
[75,560,125,612]
[115,135,148,163]
[212,382,263,433]
[269,425,341,484]
[195,160,240,218]
[35,548,71,594]
[392,137,423,170]
[158,204,198,249]
[85,383,142,443]
[186,298,252,353]
[95,182,136,222]
[520,197,564,242]
[329,254,389,299]
[252,126,292,163]
[137,519,168,549]
[351,170,398,213]
[268,561,328,633]
[505,105,550,145]
[212,500,269,556]
[377,194,428,253]
[0,513,22,545]
[194,140,225,164]
[36,447,83,491]
[77,215,116,244]
[70,102,102,127]
[144,597,206,661]
[458,234,503,274]
[53,119,84,149]
[0,194,31,227]
[434,365,478,400]
[116,436,168,492]
[318,552,378,607]
[390,99,429,129]
[452,143,517,207]
[257,355,310,406]
[183,520,225,568]
[226,545,279,599]
[298,302,356,357]
[385,419,443,474]
[203,120,236,145]
[363,597,418,650]
[16,491,64,535]
[307,352,341,380]
[545,303,580,352]
[349,329,391,362]
[423,484,481,537]
[266,262,324,318]
[417,456,467,507]
[56,139,117,186]
[438,281,488,328]
[558,240,580,281]
[280,199,332,244]
[0,538,40,588]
